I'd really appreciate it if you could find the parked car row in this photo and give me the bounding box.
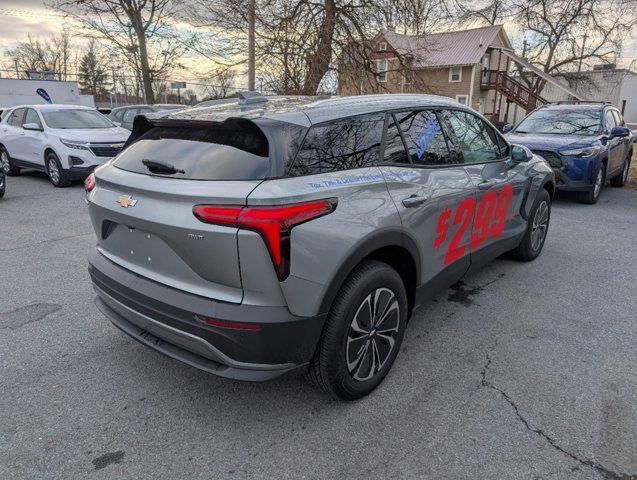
[0,105,130,187]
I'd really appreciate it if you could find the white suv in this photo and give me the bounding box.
[0,105,130,187]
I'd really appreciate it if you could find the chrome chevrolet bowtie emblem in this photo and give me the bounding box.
[117,195,137,208]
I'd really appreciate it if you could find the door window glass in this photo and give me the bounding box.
[9,109,25,127]
[383,115,408,164]
[24,109,42,129]
[443,110,502,164]
[289,114,384,176]
[395,110,455,166]
[604,110,616,132]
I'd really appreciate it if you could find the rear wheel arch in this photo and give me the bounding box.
[318,230,420,316]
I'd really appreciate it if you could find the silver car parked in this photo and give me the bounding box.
[86,93,555,400]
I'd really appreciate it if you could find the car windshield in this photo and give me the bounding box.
[515,109,601,135]
[41,109,115,129]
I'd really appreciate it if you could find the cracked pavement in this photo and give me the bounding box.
[1,172,636,479]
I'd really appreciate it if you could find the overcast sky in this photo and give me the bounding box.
[1,0,635,70]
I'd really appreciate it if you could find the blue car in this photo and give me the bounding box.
[504,103,632,204]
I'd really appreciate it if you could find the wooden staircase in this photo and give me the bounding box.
[480,70,547,116]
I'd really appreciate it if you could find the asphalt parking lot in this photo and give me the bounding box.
[1,172,635,480]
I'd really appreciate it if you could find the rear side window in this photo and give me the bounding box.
[396,110,456,165]
[288,114,384,176]
[9,109,25,127]
[114,119,271,180]
[443,110,502,164]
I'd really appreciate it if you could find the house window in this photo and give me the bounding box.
[377,59,388,82]
[378,42,387,52]
[456,95,468,105]
[449,67,462,82]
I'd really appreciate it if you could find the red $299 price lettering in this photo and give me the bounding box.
[434,183,514,265]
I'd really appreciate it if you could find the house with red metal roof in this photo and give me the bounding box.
[338,25,581,125]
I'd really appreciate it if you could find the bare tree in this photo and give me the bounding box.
[512,0,636,94]
[452,0,510,26]
[50,0,188,103]
[201,67,236,99]
[189,0,390,95]
[6,28,75,80]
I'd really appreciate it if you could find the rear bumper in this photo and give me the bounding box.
[68,165,96,181]
[89,250,326,381]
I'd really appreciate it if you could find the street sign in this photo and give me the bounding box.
[170,82,186,89]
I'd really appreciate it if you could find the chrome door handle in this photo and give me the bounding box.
[402,195,429,208]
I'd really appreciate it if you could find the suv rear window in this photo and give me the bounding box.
[114,119,270,180]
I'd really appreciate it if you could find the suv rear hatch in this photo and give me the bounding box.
[87,117,272,304]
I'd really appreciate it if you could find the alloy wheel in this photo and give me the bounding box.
[346,287,400,382]
[48,158,60,185]
[531,201,549,252]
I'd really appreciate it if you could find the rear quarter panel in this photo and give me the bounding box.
[246,167,404,317]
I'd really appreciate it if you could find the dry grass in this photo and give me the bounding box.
[628,148,637,187]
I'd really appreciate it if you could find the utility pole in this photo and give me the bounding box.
[14,59,19,79]
[248,0,256,91]
[111,68,118,108]
[578,32,588,73]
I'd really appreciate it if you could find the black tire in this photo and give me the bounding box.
[307,259,408,400]
[0,173,5,198]
[45,152,71,187]
[610,153,631,188]
[509,188,551,262]
[1,146,20,176]
[578,163,605,204]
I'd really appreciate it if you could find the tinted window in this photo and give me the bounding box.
[396,110,454,165]
[9,109,25,127]
[383,115,408,164]
[515,108,601,135]
[41,109,114,129]
[444,110,501,164]
[114,119,270,180]
[24,109,42,128]
[604,110,616,132]
[289,114,384,176]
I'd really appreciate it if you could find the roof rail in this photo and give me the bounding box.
[549,100,611,105]
[237,90,268,105]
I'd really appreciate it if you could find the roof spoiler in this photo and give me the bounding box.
[237,90,267,105]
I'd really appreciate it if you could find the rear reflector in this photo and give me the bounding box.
[201,317,261,330]
[84,172,96,192]
[193,198,337,280]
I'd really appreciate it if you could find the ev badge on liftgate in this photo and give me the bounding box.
[117,195,138,208]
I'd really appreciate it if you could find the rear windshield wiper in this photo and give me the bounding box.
[142,159,185,175]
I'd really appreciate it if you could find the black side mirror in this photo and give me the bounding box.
[511,144,533,163]
[609,126,630,138]
[502,123,514,133]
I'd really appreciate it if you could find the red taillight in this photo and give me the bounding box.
[84,172,96,192]
[193,198,337,280]
[201,317,261,330]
